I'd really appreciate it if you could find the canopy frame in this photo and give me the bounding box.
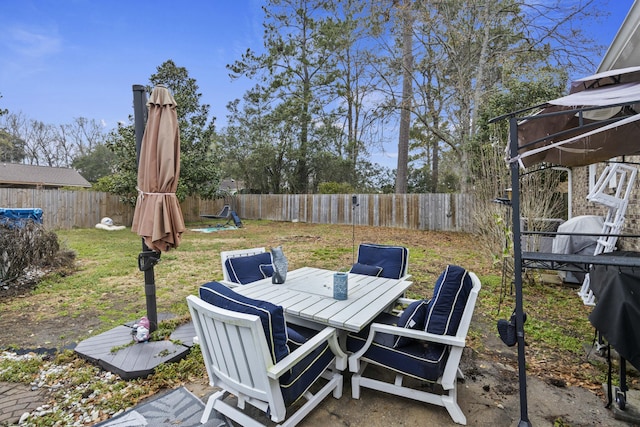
[491,74,640,426]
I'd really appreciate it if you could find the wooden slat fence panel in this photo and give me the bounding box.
[0,188,134,230]
[0,189,474,232]
[225,193,474,232]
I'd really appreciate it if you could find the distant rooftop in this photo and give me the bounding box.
[0,163,91,188]
[219,178,245,194]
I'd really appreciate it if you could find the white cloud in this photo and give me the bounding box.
[5,26,62,58]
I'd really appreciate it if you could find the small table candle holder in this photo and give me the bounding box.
[333,272,348,300]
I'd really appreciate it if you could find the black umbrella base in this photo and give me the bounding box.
[75,315,195,380]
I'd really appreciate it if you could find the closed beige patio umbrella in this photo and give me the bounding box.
[132,85,185,252]
[131,85,185,332]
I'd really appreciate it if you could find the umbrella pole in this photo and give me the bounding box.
[509,116,533,427]
[138,249,160,333]
[133,84,159,334]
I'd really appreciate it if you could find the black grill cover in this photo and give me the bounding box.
[589,251,640,371]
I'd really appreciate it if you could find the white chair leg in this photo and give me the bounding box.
[201,390,224,424]
[333,372,343,399]
[350,361,367,399]
[442,389,466,425]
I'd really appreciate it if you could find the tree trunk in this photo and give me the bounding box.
[395,2,413,194]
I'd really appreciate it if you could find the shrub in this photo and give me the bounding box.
[0,221,75,284]
[318,182,355,194]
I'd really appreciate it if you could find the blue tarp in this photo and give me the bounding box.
[0,208,43,227]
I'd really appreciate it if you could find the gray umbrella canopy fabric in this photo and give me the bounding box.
[131,85,185,252]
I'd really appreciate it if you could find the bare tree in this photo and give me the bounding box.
[61,117,106,157]
[398,0,604,192]
[331,0,389,188]
[0,112,108,167]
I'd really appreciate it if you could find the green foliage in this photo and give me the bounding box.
[0,354,43,382]
[2,346,207,425]
[103,123,139,204]
[474,66,568,151]
[0,128,26,162]
[219,1,603,194]
[318,182,355,194]
[407,165,460,193]
[71,144,117,183]
[92,173,119,194]
[101,60,221,204]
[469,64,568,267]
[149,60,221,200]
[226,0,352,193]
[553,417,571,427]
[149,315,191,342]
[152,345,207,387]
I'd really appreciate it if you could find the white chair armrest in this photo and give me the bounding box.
[218,279,240,288]
[268,327,347,379]
[370,323,466,347]
[348,322,465,372]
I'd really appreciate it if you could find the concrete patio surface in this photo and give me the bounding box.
[184,358,634,427]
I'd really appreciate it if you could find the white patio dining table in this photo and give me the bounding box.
[233,266,413,333]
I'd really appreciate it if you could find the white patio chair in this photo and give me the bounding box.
[187,282,346,427]
[220,247,272,287]
[347,266,481,425]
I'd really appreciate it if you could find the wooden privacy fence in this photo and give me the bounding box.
[221,193,475,232]
[0,188,135,230]
[0,189,475,232]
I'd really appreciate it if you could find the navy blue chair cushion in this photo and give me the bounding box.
[199,281,289,363]
[424,265,473,336]
[259,264,274,278]
[356,243,408,279]
[350,262,383,277]
[286,327,308,347]
[225,252,273,284]
[346,313,448,382]
[280,324,335,406]
[393,299,429,348]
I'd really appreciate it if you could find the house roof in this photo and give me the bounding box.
[0,163,91,188]
[219,178,245,194]
[598,1,640,72]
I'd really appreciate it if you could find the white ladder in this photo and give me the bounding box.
[578,163,637,305]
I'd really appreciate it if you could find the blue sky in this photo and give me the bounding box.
[0,0,636,168]
[0,1,265,128]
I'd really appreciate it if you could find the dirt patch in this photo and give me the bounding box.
[0,309,102,352]
[0,266,102,351]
